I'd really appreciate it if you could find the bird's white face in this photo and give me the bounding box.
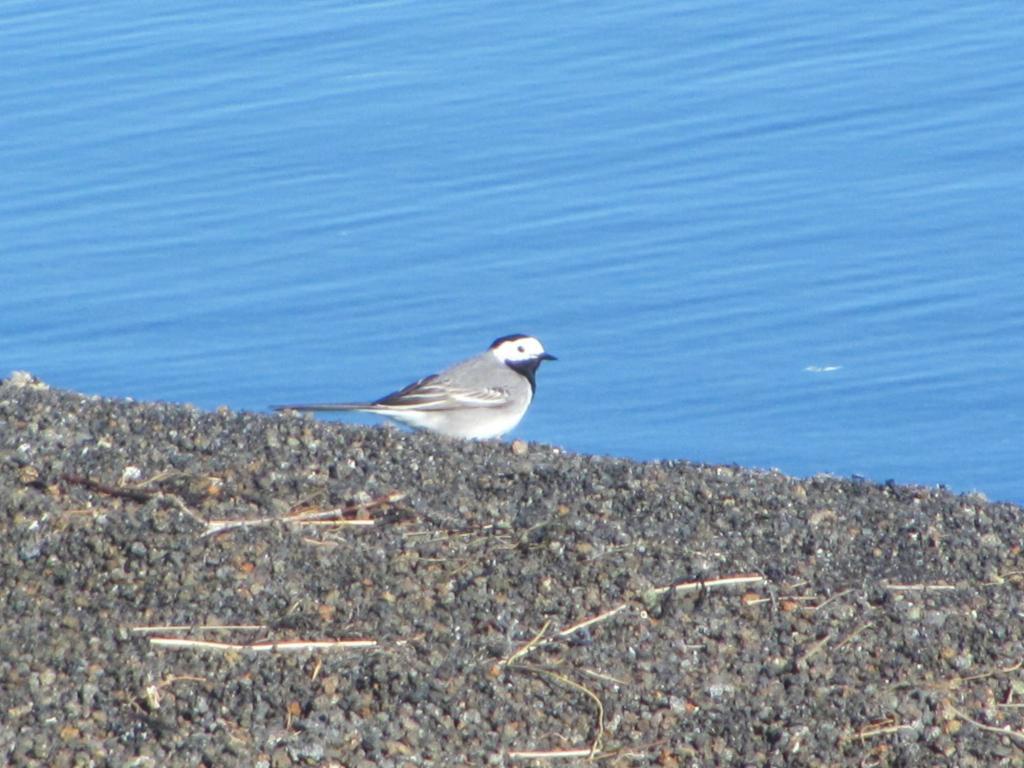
[490,335,550,364]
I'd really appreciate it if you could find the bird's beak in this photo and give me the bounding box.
[539,353,557,361]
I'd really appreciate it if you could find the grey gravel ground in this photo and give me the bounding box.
[2,372,1023,767]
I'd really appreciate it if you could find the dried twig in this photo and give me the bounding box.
[62,474,156,503]
[799,632,833,663]
[516,663,606,758]
[497,605,630,668]
[202,515,375,537]
[508,746,655,762]
[501,573,765,666]
[161,493,207,526]
[201,491,405,537]
[133,469,179,487]
[499,571,763,759]
[503,621,552,667]
[958,660,1023,682]
[156,674,207,687]
[401,523,504,542]
[557,604,630,638]
[646,573,766,599]
[834,621,874,651]
[582,668,629,686]
[811,588,855,612]
[508,748,597,760]
[884,582,956,592]
[856,717,916,740]
[147,637,377,653]
[798,621,873,664]
[947,705,1024,745]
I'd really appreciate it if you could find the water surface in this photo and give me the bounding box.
[2,1,1021,502]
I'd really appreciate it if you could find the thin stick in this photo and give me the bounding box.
[582,668,629,686]
[284,495,405,521]
[503,621,552,666]
[857,721,916,740]
[799,632,833,663]
[134,469,180,487]
[201,492,404,537]
[647,573,766,598]
[884,582,956,592]
[294,519,377,527]
[507,746,651,762]
[834,621,874,650]
[558,604,629,637]
[812,588,854,612]
[402,524,500,540]
[162,493,208,526]
[529,572,766,648]
[301,537,342,547]
[499,605,630,667]
[801,621,873,663]
[202,516,376,535]
[500,572,763,666]
[959,660,1023,682]
[162,674,207,684]
[508,748,595,760]
[148,637,377,653]
[518,663,605,757]
[948,706,1024,745]
[62,474,156,503]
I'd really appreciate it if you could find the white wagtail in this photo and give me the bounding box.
[273,334,556,439]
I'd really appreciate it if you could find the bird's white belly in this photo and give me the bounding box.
[387,401,530,439]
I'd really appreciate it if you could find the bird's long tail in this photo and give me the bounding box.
[271,403,372,412]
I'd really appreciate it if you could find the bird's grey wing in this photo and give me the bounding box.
[374,374,511,411]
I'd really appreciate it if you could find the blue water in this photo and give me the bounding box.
[2,2,1022,503]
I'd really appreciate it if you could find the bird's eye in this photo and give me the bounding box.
[517,345,525,353]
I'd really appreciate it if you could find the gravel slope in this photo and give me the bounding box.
[2,373,1023,767]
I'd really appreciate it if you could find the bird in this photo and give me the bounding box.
[272,334,556,439]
